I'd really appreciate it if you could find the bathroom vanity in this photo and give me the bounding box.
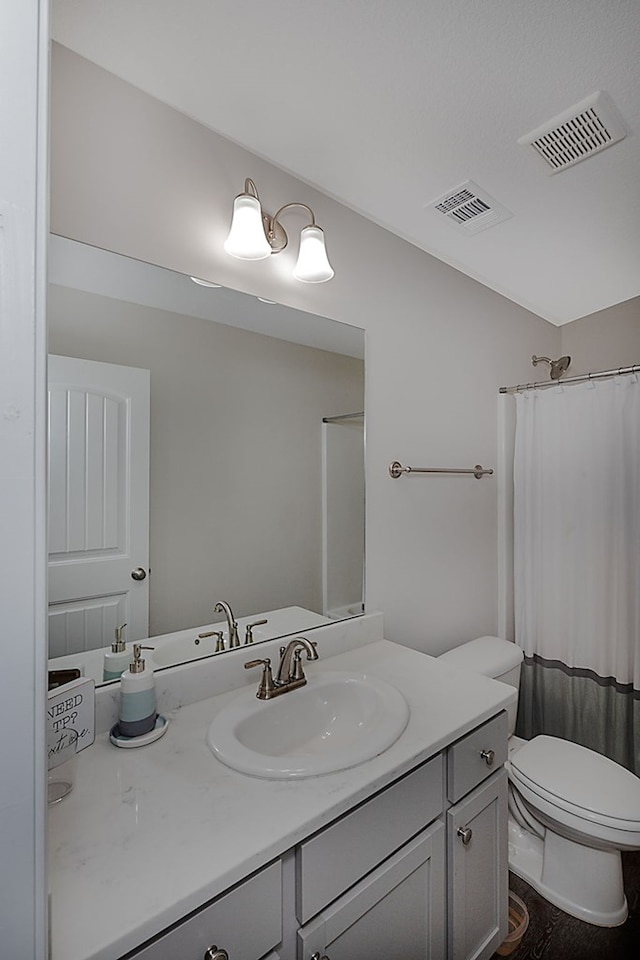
[48,617,514,960]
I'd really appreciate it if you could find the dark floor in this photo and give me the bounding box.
[492,852,640,959]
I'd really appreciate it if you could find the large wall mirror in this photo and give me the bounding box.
[47,236,365,685]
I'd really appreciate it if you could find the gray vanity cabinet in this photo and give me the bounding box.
[122,712,508,960]
[297,823,446,960]
[446,713,509,960]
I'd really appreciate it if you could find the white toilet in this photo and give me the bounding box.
[439,636,640,926]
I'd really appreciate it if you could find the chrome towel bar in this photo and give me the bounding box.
[389,461,493,480]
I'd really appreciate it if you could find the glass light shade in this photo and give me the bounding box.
[224,195,272,260]
[292,225,335,282]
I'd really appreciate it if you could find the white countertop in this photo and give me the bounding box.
[49,638,515,960]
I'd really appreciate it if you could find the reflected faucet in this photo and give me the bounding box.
[214,600,240,649]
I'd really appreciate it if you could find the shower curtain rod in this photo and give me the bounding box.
[322,412,364,423]
[499,363,640,395]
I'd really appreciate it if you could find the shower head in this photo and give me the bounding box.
[531,355,572,380]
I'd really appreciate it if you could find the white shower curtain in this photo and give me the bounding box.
[513,375,640,773]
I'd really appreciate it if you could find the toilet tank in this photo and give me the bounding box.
[438,636,523,735]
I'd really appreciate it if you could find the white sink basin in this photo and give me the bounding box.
[207,671,410,779]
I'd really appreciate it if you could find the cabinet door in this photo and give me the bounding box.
[298,822,446,960]
[447,769,508,960]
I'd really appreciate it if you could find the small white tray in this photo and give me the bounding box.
[109,714,169,749]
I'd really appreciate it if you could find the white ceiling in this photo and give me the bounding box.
[51,0,640,325]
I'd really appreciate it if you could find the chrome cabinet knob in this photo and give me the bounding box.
[131,567,147,581]
[311,953,331,959]
[204,947,229,960]
[457,826,473,845]
[480,748,495,767]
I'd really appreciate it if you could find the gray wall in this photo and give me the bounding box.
[50,43,560,655]
[561,296,640,374]
[48,283,364,635]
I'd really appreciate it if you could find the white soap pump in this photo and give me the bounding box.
[118,643,157,738]
[102,623,129,682]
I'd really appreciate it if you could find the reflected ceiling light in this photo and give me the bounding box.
[190,277,222,288]
[224,178,334,283]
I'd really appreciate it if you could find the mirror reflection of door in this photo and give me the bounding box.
[48,355,150,657]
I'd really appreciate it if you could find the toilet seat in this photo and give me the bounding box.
[508,735,640,847]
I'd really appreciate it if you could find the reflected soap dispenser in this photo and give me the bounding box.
[118,644,157,738]
[103,623,129,682]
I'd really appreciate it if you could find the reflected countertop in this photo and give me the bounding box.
[48,637,516,960]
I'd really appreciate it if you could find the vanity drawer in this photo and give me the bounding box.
[127,860,282,960]
[296,753,443,924]
[447,711,508,803]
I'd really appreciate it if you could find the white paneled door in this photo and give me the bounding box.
[48,355,150,657]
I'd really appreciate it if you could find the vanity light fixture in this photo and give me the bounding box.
[224,178,334,283]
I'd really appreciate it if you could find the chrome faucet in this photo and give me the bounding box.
[245,636,319,700]
[214,600,240,649]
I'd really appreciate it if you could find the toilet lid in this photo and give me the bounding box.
[439,636,523,677]
[510,736,640,824]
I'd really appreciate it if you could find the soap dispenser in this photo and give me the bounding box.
[118,643,157,738]
[103,623,129,682]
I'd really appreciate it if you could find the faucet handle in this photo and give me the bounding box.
[291,650,307,681]
[244,657,271,670]
[291,639,319,680]
[197,630,225,652]
[244,619,268,644]
[244,657,276,699]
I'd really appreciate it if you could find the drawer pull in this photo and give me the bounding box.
[311,954,331,960]
[457,826,473,845]
[204,947,229,960]
[480,748,495,767]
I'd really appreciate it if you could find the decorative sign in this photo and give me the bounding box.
[47,677,95,770]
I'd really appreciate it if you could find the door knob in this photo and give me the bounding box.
[131,567,147,581]
[204,947,229,960]
[457,826,473,845]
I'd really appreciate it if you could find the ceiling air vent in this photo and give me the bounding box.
[518,91,627,174]
[428,180,512,235]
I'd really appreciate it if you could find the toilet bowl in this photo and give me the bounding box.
[438,636,640,926]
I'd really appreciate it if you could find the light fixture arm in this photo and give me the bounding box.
[271,201,317,228]
[242,177,261,200]
[265,202,317,255]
